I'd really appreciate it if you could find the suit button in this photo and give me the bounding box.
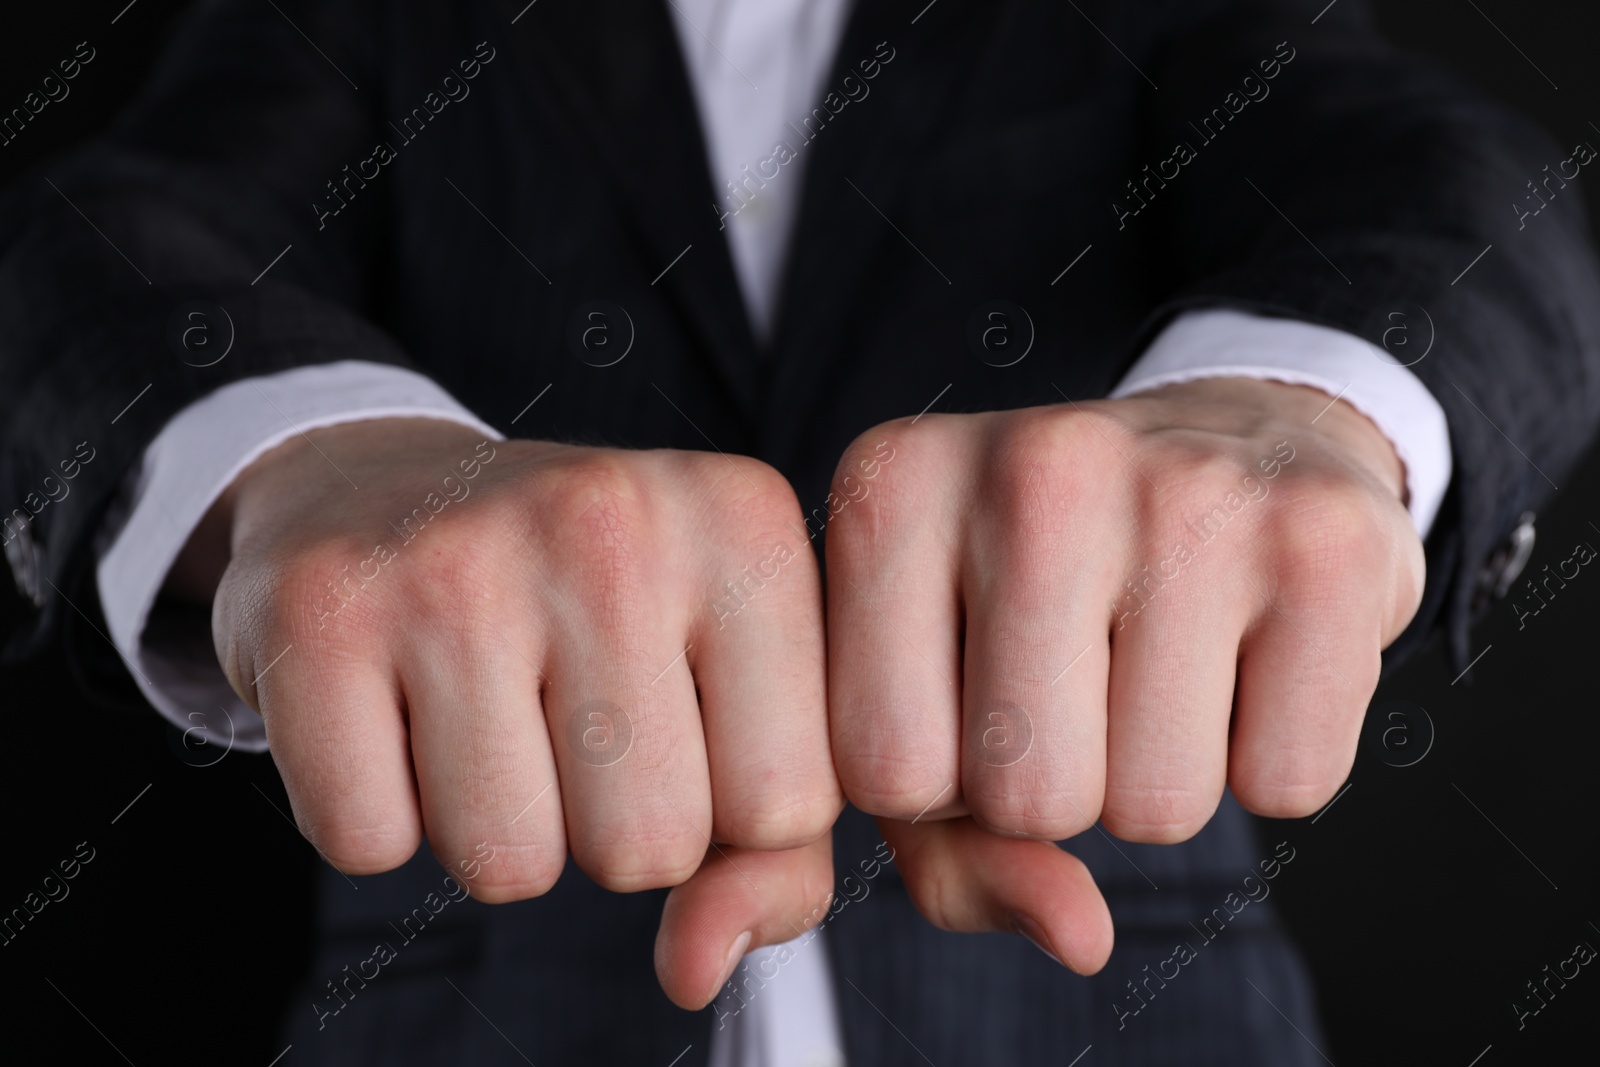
[2,518,46,607]
[1478,510,1536,603]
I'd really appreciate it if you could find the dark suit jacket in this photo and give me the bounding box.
[2,0,1597,1063]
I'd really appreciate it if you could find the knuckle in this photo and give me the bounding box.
[1231,768,1345,820]
[715,789,841,851]
[1159,449,1249,512]
[833,424,904,487]
[974,408,1143,561]
[392,542,491,624]
[832,734,953,819]
[1230,736,1354,820]
[981,420,1096,537]
[997,405,1131,474]
[264,541,384,644]
[695,453,809,549]
[267,534,480,658]
[535,456,653,548]
[312,817,421,875]
[705,452,799,510]
[1100,782,1218,844]
[991,406,1101,471]
[835,770,924,819]
[575,826,705,893]
[963,781,1094,840]
[532,458,658,593]
[822,430,919,557]
[1144,447,1262,545]
[1265,481,1381,582]
[448,843,564,903]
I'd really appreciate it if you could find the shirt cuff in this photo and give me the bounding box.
[1110,309,1452,540]
[95,360,505,752]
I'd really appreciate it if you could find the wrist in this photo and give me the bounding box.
[163,416,493,604]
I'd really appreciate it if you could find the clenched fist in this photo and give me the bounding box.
[825,377,1423,968]
[175,418,844,1006]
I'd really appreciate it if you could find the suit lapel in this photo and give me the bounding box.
[766,0,1012,443]
[493,0,1008,440]
[493,0,763,414]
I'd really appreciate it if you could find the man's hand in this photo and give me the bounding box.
[825,377,1424,970]
[182,418,842,1006]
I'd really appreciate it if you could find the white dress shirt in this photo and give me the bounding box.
[94,3,1452,1065]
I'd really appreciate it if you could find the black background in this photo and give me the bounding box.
[1,2,1596,1063]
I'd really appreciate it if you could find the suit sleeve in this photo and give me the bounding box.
[1119,0,1600,668]
[0,0,408,683]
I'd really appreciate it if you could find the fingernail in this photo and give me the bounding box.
[1012,914,1064,967]
[708,930,752,1004]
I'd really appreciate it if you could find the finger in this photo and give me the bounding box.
[654,834,835,1009]
[256,647,424,875]
[541,528,712,892]
[959,453,1120,839]
[827,428,965,822]
[878,815,1113,975]
[402,620,567,903]
[1229,557,1383,819]
[1100,571,1249,843]
[692,515,841,851]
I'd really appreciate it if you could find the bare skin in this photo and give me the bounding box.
[171,376,1419,1006]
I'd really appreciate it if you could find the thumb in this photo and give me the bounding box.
[877,815,1114,975]
[655,833,835,1010]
